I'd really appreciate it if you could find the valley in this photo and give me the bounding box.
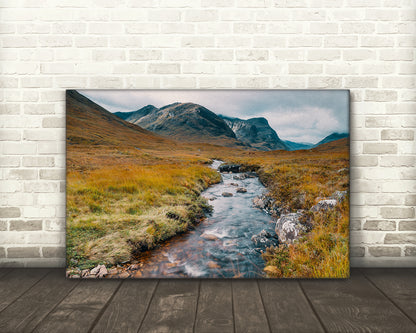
[66,90,349,278]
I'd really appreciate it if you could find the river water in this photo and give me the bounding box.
[135,160,276,278]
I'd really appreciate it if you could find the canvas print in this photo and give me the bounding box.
[66,90,350,279]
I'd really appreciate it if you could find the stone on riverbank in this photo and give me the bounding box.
[236,187,247,193]
[275,212,307,244]
[222,192,233,197]
[251,229,278,248]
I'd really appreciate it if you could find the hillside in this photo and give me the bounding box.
[219,115,288,151]
[115,102,248,148]
[67,90,172,149]
[312,137,349,153]
[314,132,349,147]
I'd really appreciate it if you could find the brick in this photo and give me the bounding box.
[23,104,55,115]
[7,247,40,258]
[0,130,21,141]
[162,77,196,88]
[0,248,5,258]
[344,77,378,88]
[380,156,415,167]
[129,50,162,61]
[184,10,218,22]
[385,233,416,245]
[44,219,65,232]
[0,220,7,231]
[365,90,398,102]
[236,50,268,61]
[351,156,378,167]
[405,196,416,206]
[363,143,397,154]
[148,10,181,21]
[308,77,342,88]
[364,220,396,231]
[381,207,414,219]
[325,36,357,47]
[381,129,414,141]
[24,129,61,141]
[160,23,194,34]
[234,23,267,34]
[147,63,180,74]
[350,246,365,257]
[42,117,65,128]
[92,49,126,62]
[6,169,37,180]
[42,247,65,258]
[0,207,20,218]
[368,246,401,257]
[236,77,269,88]
[399,221,416,231]
[1,181,21,193]
[307,49,340,61]
[89,23,124,34]
[361,36,394,47]
[343,49,376,61]
[288,63,322,74]
[0,156,20,167]
[10,220,42,231]
[182,36,214,47]
[201,50,234,61]
[405,247,416,256]
[350,220,362,231]
[39,169,65,180]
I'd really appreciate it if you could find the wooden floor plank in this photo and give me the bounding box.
[0,269,78,333]
[301,270,416,333]
[139,280,199,333]
[91,280,158,333]
[362,268,416,324]
[232,280,270,333]
[258,280,324,333]
[0,268,12,279]
[32,279,121,333]
[0,268,50,313]
[195,280,234,333]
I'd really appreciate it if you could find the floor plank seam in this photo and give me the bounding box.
[231,281,236,333]
[192,280,201,333]
[29,278,81,333]
[136,279,159,333]
[361,270,416,327]
[256,280,272,333]
[0,269,52,316]
[298,281,328,333]
[87,280,124,333]
[0,269,13,280]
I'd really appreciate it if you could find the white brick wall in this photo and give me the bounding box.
[0,0,415,268]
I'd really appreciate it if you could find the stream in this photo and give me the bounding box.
[134,160,276,278]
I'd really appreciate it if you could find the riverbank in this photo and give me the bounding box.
[66,160,221,273]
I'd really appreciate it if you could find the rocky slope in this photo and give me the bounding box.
[220,115,288,151]
[115,103,248,148]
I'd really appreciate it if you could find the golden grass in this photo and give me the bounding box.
[66,162,220,268]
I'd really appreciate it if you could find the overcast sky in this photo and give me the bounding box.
[78,90,349,144]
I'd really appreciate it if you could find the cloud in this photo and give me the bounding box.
[77,89,349,144]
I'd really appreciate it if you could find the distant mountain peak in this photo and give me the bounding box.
[314,132,349,147]
[219,115,288,151]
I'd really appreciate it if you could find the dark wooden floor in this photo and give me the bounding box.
[0,268,415,333]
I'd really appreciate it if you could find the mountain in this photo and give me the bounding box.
[219,115,288,151]
[283,140,314,151]
[115,103,247,148]
[66,90,172,149]
[312,137,349,153]
[314,132,349,147]
[114,105,158,121]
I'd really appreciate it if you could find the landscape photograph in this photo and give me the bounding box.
[66,89,350,279]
